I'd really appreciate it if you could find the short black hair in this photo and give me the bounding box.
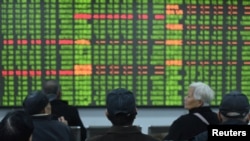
[0,110,34,141]
[23,90,49,115]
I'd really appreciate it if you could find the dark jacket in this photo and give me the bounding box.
[164,107,220,141]
[190,119,249,141]
[50,99,87,141]
[86,126,159,141]
[32,114,73,141]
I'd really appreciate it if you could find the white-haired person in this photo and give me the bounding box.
[164,82,220,141]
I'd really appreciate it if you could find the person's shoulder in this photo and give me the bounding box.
[49,119,70,128]
[51,99,68,105]
[169,114,197,128]
[53,100,78,110]
[36,118,71,134]
[60,100,78,109]
[174,113,194,122]
[85,135,103,141]
[66,105,79,113]
[141,134,160,141]
[190,131,208,141]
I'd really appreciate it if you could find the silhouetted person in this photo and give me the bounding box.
[86,88,159,141]
[23,90,73,141]
[0,110,34,141]
[42,79,87,141]
[191,90,250,141]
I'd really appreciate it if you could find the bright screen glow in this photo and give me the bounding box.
[1,0,250,107]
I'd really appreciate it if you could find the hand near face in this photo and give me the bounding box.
[58,116,68,125]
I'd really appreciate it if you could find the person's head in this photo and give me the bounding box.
[106,88,137,126]
[218,90,250,123]
[23,90,51,115]
[184,82,214,110]
[42,79,61,100]
[0,110,34,141]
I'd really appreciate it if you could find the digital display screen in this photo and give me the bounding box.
[1,0,250,107]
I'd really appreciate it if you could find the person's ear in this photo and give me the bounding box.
[197,100,204,107]
[57,90,62,99]
[44,103,51,114]
[105,110,108,117]
[29,135,33,141]
[246,113,250,123]
[105,110,112,121]
[217,112,223,122]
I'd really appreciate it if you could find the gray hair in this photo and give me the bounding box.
[189,82,215,106]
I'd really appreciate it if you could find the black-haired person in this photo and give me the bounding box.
[164,82,220,141]
[191,90,250,141]
[86,88,159,141]
[42,79,87,141]
[23,90,74,141]
[0,110,34,141]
